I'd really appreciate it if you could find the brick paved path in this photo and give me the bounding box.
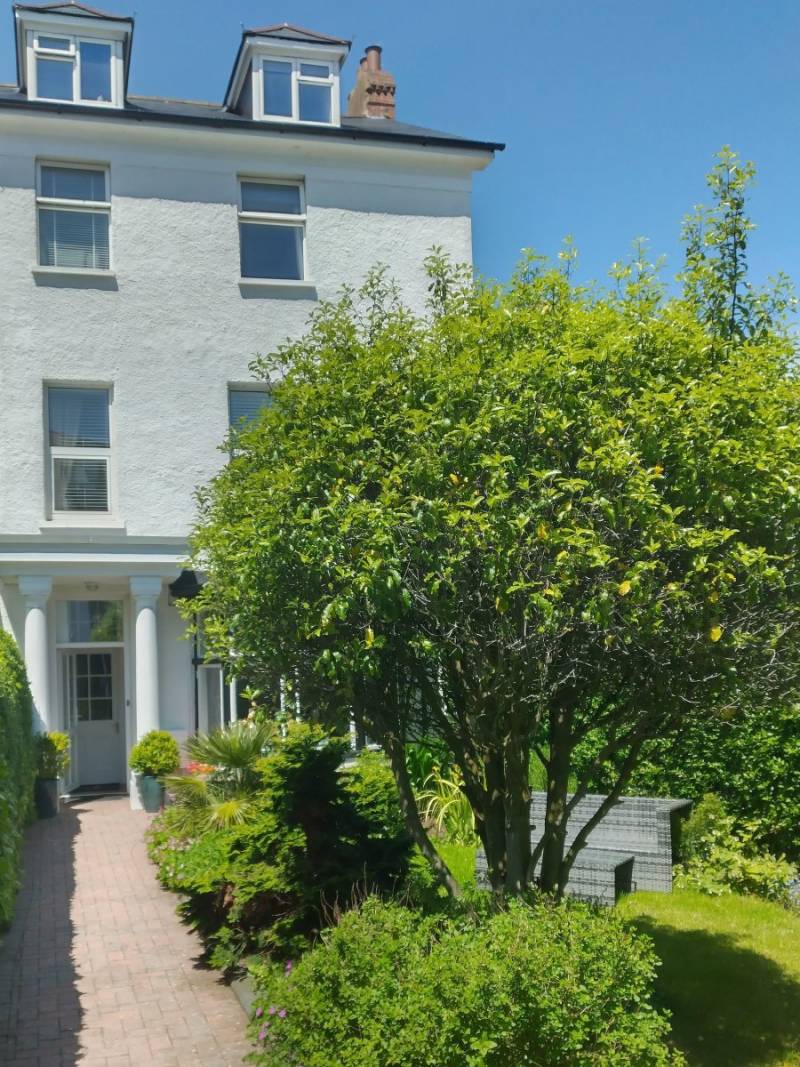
[0,796,252,1066]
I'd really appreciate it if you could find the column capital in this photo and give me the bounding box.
[19,576,53,607]
[130,576,163,602]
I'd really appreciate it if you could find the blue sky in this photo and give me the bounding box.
[4,1,799,290]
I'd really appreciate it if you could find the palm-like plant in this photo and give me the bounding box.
[164,719,277,831]
[416,765,477,845]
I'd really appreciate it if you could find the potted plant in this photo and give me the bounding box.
[35,731,70,818]
[129,730,181,812]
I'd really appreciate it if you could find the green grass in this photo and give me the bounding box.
[619,890,800,1067]
[436,840,477,888]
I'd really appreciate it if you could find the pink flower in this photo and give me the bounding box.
[255,1007,264,1018]
[278,1009,287,1019]
[284,960,293,974]
[269,1006,277,1015]
[258,1028,267,1041]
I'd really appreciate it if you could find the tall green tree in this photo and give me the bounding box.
[190,153,800,898]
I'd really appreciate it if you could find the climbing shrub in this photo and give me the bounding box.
[0,630,36,929]
[248,896,683,1067]
[148,724,412,970]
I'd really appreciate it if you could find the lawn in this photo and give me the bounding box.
[620,890,800,1067]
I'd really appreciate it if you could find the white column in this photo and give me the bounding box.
[19,576,53,734]
[130,576,162,738]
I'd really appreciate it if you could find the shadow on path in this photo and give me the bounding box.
[632,917,800,1067]
[0,803,85,1065]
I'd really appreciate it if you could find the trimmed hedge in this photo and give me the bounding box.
[0,630,36,929]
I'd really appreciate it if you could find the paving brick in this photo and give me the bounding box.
[0,797,252,1066]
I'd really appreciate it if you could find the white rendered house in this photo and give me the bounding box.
[0,1,501,804]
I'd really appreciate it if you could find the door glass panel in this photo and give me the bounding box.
[73,653,114,722]
[90,675,111,698]
[92,699,112,721]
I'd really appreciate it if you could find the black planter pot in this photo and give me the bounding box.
[35,777,59,818]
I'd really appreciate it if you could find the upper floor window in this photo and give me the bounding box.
[261,57,335,124]
[228,387,271,429]
[31,31,115,105]
[37,163,110,272]
[47,386,111,514]
[238,179,306,281]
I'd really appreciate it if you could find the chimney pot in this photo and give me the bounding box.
[347,42,396,120]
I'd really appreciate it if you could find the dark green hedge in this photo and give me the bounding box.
[0,630,36,929]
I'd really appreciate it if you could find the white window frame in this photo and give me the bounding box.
[46,383,114,520]
[29,29,121,107]
[253,54,340,125]
[35,160,112,274]
[237,177,308,283]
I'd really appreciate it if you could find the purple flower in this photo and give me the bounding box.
[258,1028,267,1042]
[284,960,293,974]
[269,1006,277,1015]
[255,1007,264,1018]
[278,1009,287,1019]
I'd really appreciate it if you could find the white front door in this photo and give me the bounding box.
[63,649,125,787]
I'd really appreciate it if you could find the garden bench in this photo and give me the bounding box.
[475,792,690,903]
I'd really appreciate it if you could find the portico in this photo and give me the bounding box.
[0,538,194,807]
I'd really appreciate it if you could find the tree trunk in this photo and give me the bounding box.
[503,732,531,895]
[383,732,462,899]
[538,706,572,895]
[481,747,508,902]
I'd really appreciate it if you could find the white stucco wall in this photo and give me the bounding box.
[0,107,492,773]
[0,111,485,539]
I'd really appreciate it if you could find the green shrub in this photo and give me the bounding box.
[582,704,800,861]
[148,724,412,970]
[36,732,70,779]
[0,630,36,929]
[129,730,181,777]
[675,794,797,906]
[248,896,683,1067]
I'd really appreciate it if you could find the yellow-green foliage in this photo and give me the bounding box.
[0,630,36,929]
[37,731,71,779]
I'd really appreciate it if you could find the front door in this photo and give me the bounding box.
[62,649,125,787]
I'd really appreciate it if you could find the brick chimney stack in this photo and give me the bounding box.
[347,44,396,119]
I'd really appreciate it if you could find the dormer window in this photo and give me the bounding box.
[224,24,350,126]
[32,32,113,103]
[15,4,132,109]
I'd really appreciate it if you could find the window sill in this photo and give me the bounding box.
[238,277,316,289]
[41,517,127,535]
[32,266,116,280]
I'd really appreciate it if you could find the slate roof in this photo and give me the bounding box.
[13,1,132,21]
[0,84,504,152]
[246,23,351,47]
